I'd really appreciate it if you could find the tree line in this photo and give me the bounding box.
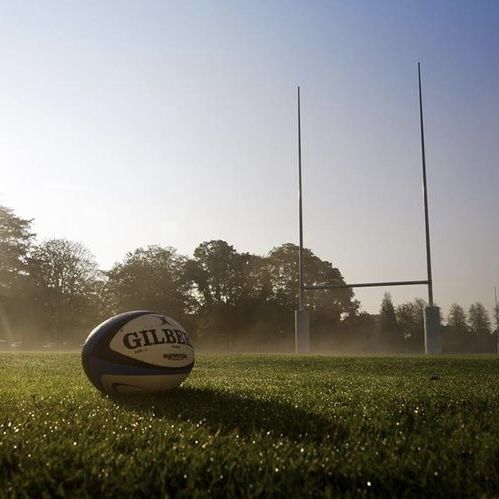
[377,293,497,353]
[0,204,497,352]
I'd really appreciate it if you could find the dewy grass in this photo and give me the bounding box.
[0,353,498,497]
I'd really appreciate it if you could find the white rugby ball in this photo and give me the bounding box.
[82,311,194,395]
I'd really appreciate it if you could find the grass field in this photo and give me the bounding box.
[0,353,498,497]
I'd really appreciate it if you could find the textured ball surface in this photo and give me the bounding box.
[82,311,194,395]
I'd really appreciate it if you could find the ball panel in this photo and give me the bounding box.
[108,314,194,369]
[101,373,189,394]
[83,310,153,357]
[82,354,194,393]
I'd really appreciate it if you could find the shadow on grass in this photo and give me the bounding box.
[111,386,337,442]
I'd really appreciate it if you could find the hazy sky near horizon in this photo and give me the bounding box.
[1,1,498,316]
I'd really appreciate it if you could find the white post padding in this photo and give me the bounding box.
[424,305,441,354]
[295,308,310,354]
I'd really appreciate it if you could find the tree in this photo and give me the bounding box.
[29,239,101,341]
[378,293,402,350]
[396,298,426,351]
[468,302,491,336]
[187,241,358,349]
[187,240,266,346]
[106,245,193,319]
[263,243,359,349]
[379,293,398,331]
[188,240,254,309]
[447,303,468,334]
[336,311,376,352]
[0,205,35,339]
[0,205,34,294]
[266,243,356,317]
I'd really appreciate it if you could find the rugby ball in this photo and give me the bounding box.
[82,311,194,395]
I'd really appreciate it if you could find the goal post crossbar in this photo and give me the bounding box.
[304,279,428,291]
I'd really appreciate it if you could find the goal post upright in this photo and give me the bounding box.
[297,86,305,311]
[418,62,441,354]
[295,85,310,354]
[495,287,498,354]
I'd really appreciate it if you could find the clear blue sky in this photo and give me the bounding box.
[1,1,498,317]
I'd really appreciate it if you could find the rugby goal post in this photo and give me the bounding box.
[295,64,441,354]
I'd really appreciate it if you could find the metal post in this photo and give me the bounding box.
[495,287,498,354]
[295,86,309,353]
[419,63,440,353]
[424,306,441,354]
[295,308,310,353]
[297,86,304,310]
[418,62,434,306]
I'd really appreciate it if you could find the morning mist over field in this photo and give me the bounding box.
[1,0,498,319]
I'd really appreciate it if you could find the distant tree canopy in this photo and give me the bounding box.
[396,298,425,350]
[106,245,193,320]
[0,202,496,353]
[0,205,34,295]
[266,243,356,317]
[0,204,362,347]
[379,293,399,333]
[28,239,101,341]
[189,240,253,309]
[468,302,491,336]
[374,293,402,351]
[185,241,359,346]
[0,206,35,339]
[447,303,468,334]
[443,301,495,353]
[30,239,99,297]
